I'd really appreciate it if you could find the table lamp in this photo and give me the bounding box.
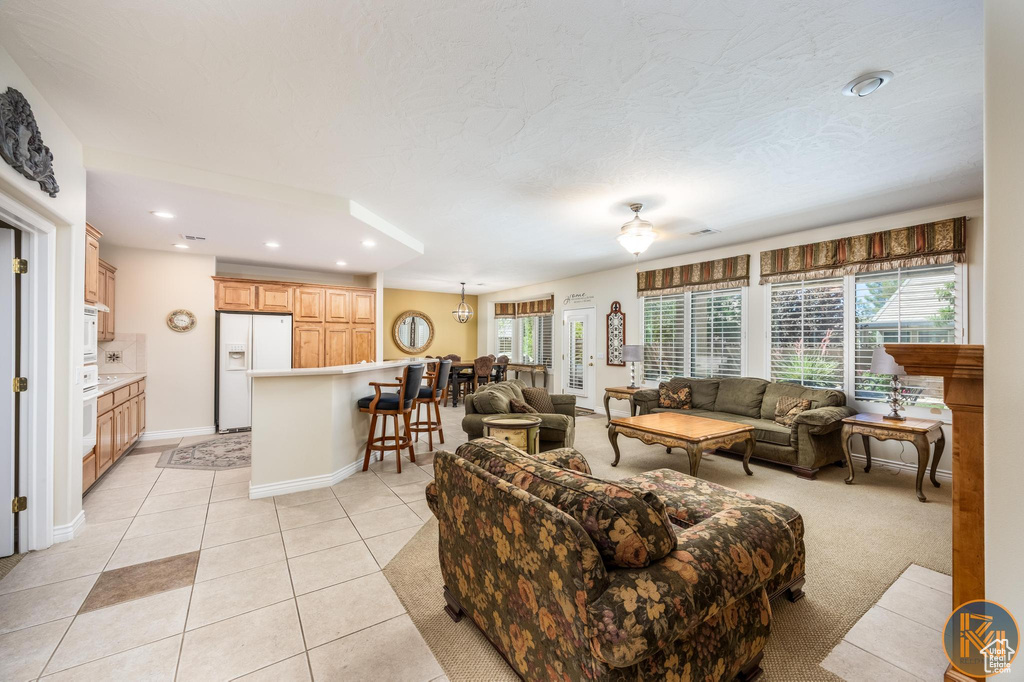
[622,345,643,389]
[870,346,906,420]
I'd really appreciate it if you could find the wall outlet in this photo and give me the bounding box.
[105,351,122,363]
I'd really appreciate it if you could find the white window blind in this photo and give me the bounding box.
[854,264,958,408]
[690,288,743,378]
[520,317,536,363]
[518,316,553,367]
[642,293,687,382]
[769,278,845,389]
[496,318,514,356]
[536,315,553,368]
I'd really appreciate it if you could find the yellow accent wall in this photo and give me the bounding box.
[383,288,479,359]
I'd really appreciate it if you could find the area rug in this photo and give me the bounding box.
[156,434,251,470]
[384,405,952,681]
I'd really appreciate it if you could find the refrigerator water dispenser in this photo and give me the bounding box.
[226,344,247,370]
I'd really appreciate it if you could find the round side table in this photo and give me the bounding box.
[481,415,542,454]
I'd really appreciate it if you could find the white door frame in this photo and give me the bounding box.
[561,307,597,409]
[0,190,57,552]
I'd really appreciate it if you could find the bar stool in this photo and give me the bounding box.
[410,359,451,450]
[357,363,426,473]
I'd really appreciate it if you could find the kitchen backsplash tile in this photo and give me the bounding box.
[99,333,147,373]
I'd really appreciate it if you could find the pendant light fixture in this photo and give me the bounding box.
[452,282,474,324]
[617,203,657,256]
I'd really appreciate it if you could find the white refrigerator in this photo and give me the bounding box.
[217,313,293,432]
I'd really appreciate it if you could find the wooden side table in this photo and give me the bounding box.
[603,386,643,425]
[840,413,946,502]
[481,415,542,454]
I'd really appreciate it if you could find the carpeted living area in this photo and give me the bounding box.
[383,407,953,681]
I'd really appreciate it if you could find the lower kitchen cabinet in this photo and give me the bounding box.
[84,379,146,493]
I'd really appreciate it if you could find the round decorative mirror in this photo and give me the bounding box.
[393,310,434,354]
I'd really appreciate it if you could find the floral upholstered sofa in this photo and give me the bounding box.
[425,437,805,681]
[634,376,856,479]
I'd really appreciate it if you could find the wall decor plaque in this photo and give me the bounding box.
[0,87,59,197]
[606,301,625,366]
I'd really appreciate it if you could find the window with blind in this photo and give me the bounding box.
[690,289,743,378]
[496,318,514,356]
[854,264,958,408]
[642,293,688,382]
[536,315,553,368]
[518,316,553,368]
[769,278,845,389]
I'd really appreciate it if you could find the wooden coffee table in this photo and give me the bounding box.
[607,413,755,478]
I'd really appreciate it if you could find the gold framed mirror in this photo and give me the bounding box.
[393,310,434,354]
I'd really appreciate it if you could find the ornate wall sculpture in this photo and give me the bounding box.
[0,87,60,197]
[606,301,625,366]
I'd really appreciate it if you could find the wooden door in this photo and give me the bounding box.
[324,289,351,323]
[324,324,351,366]
[257,284,293,312]
[293,323,325,368]
[215,280,257,311]
[294,287,325,322]
[84,225,101,303]
[128,396,139,444]
[105,268,116,340]
[352,291,375,324]
[96,410,114,474]
[139,393,146,435]
[352,326,375,363]
[82,450,97,492]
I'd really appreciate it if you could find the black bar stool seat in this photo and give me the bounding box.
[410,359,451,451]
[358,363,426,474]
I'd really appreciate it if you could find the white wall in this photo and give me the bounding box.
[478,198,984,472]
[102,245,217,436]
[0,44,87,541]
[984,0,1023,656]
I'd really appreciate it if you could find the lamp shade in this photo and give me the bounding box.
[870,346,905,375]
[622,344,643,363]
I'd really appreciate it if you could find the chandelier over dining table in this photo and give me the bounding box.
[452,282,474,323]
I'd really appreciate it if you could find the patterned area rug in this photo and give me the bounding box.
[156,434,251,470]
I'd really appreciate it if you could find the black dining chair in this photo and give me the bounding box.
[357,363,426,473]
[410,359,451,450]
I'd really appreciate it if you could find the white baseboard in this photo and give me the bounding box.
[139,426,216,442]
[248,459,363,500]
[52,510,85,544]
[847,452,952,482]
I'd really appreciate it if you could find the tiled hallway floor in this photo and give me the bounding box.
[0,410,469,681]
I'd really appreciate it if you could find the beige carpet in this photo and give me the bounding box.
[385,410,952,681]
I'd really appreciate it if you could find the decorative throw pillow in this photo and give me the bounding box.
[775,396,812,426]
[509,398,538,414]
[522,386,556,414]
[658,382,692,409]
[456,438,676,568]
[473,390,511,415]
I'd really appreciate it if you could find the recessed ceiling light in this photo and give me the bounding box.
[335,260,347,266]
[842,71,893,97]
[151,210,175,219]
[264,242,280,248]
[361,239,376,248]
[172,243,189,249]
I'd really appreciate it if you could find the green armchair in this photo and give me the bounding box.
[461,380,576,450]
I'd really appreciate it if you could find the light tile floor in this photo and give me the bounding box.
[0,415,465,681]
[820,564,953,681]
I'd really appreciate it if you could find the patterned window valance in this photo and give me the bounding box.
[636,255,750,297]
[759,217,967,284]
[516,295,555,317]
[494,302,517,318]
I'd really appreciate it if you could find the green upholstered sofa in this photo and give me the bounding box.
[634,377,856,479]
[426,438,802,681]
[461,379,576,451]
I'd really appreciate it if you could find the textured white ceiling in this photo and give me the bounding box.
[0,0,982,292]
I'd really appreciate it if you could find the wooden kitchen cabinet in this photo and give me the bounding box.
[294,287,325,322]
[324,288,351,323]
[352,291,375,324]
[98,260,116,341]
[352,326,376,364]
[84,223,102,304]
[257,284,293,312]
[215,280,257,311]
[84,378,147,493]
[324,323,350,366]
[293,324,325,368]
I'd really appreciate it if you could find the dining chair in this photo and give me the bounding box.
[357,363,426,473]
[494,354,509,382]
[410,359,451,450]
[473,355,495,391]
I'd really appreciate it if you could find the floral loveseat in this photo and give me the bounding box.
[425,438,803,681]
[634,376,856,479]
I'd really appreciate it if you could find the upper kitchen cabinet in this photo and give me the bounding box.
[84,223,102,304]
[324,288,350,323]
[256,284,293,313]
[352,291,375,324]
[294,287,325,322]
[98,260,117,341]
[214,279,257,311]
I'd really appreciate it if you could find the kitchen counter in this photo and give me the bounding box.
[97,372,146,396]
